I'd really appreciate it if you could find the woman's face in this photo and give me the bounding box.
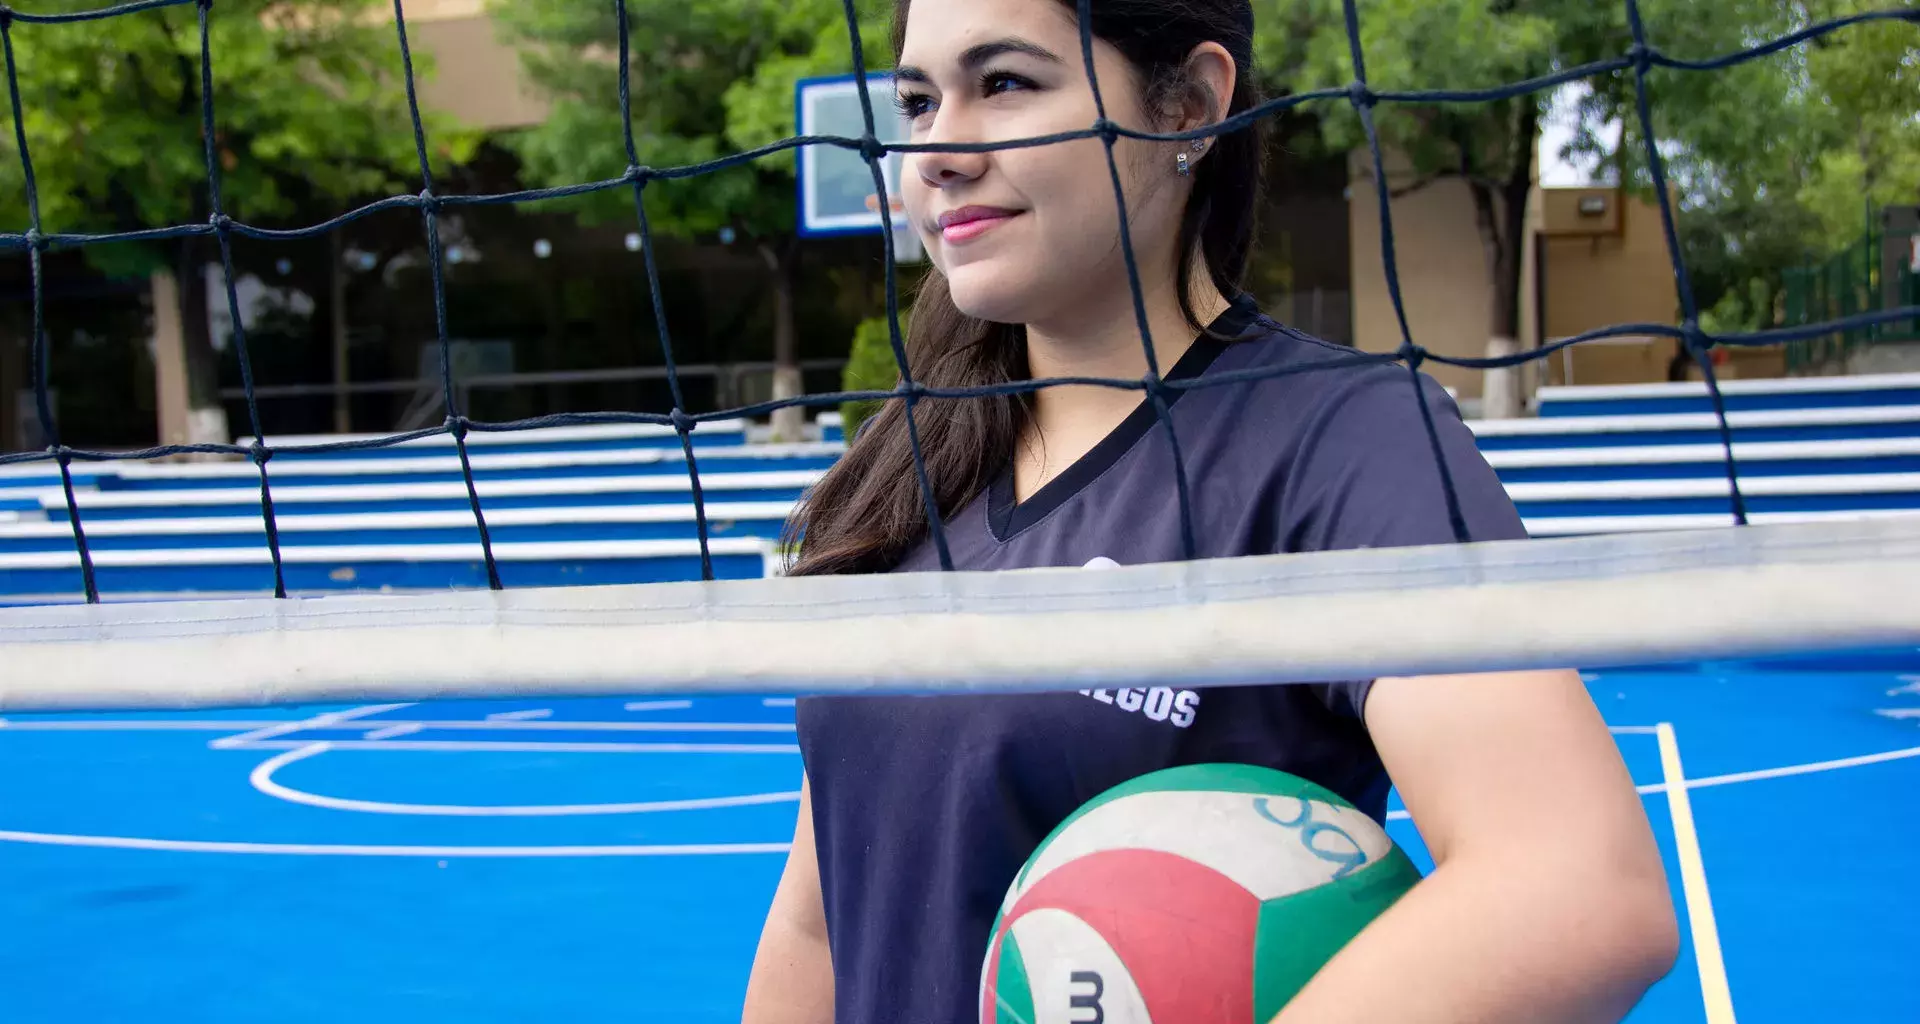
[894,0,1190,328]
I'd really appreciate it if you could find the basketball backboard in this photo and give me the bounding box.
[796,73,924,264]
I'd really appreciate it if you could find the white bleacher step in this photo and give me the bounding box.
[1484,436,1920,469]
[0,501,798,542]
[40,469,826,513]
[1523,508,1920,537]
[112,442,845,483]
[234,420,749,451]
[0,462,112,482]
[1470,404,1920,437]
[1506,472,1920,503]
[1537,371,1920,404]
[0,484,98,504]
[0,537,774,571]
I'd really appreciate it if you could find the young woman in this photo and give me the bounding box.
[744,0,1680,1021]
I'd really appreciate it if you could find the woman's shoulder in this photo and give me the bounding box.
[1206,310,1461,430]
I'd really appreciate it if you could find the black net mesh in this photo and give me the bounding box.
[1,0,1916,601]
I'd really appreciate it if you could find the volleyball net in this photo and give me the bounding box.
[0,0,1917,711]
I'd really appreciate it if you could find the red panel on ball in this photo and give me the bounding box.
[998,848,1261,1022]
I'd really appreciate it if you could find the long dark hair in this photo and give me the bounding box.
[784,0,1266,576]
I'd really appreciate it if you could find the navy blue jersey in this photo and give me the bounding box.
[793,297,1528,1024]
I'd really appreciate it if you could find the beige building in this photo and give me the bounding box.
[404,0,549,132]
[1348,148,1782,411]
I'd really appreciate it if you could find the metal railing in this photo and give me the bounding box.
[219,358,849,433]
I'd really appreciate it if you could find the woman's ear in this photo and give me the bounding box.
[1179,41,1237,153]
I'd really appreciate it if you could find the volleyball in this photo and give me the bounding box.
[980,764,1421,1024]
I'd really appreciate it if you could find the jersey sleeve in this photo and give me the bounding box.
[1274,365,1530,719]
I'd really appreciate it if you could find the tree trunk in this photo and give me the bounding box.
[162,234,231,451]
[1470,103,1539,420]
[763,238,805,442]
[151,267,191,450]
[0,323,20,452]
[330,232,352,434]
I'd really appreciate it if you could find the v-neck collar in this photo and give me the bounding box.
[986,295,1259,542]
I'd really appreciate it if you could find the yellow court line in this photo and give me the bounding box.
[1657,722,1738,1024]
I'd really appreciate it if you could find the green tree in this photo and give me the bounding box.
[1558,0,1919,336]
[0,0,474,450]
[493,0,891,441]
[840,309,908,437]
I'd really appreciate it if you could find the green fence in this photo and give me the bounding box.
[1782,214,1920,373]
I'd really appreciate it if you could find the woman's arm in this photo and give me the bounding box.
[741,774,835,1024]
[1271,668,1680,1024]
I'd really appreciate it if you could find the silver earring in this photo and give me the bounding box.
[1177,139,1205,176]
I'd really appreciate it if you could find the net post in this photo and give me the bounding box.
[839,0,952,572]
[1073,0,1203,562]
[196,0,289,598]
[2,11,100,603]
[389,0,502,588]
[1622,0,1747,526]
[612,0,714,580]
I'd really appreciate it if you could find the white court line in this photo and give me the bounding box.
[485,709,552,722]
[1658,723,1738,1024]
[624,700,694,712]
[1876,709,1920,720]
[208,704,414,750]
[316,719,795,734]
[1384,741,1920,813]
[231,739,800,754]
[0,829,789,857]
[1672,745,1920,791]
[249,743,802,816]
[0,719,293,731]
[1885,678,1920,697]
[762,698,796,708]
[362,724,421,741]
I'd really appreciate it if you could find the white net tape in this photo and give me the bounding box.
[2,517,1916,713]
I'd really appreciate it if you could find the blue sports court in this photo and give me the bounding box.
[2,656,1917,1021]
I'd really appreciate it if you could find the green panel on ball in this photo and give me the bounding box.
[1251,846,1422,1023]
[1018,763,1359,890]
[991,929,1036,1024]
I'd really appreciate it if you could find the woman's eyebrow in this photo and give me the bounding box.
[894,38,1067,85]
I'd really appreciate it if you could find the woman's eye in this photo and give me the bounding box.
[894,93,934,120]
[980,71,1029,97]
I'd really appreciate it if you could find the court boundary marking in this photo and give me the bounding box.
[2,716,1916,856]
[250,741,802,816]
[1660,722,1737,1024]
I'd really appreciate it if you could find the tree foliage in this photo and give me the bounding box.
[491,0,891,239]
[1552,0,1918,331]
[0,0,472,272]
[0,0,477,440]
[1256,0,1919,342]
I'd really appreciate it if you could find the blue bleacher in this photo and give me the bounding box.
[1533,372,1920,418]
[3,374,1916,602]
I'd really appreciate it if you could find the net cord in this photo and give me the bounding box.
[0,517,1915,712]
